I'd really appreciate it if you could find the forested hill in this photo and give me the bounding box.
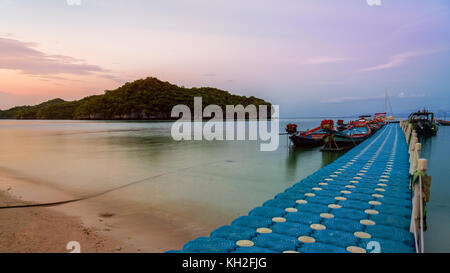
[0,77,271,120]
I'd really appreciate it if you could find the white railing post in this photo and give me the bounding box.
[418,159,427,253]
[406,124,412,143]
[409,134,418,175]
[410,143,421,175]
[415,143,422,163]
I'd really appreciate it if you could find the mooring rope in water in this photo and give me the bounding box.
[0,172,170,210]
[0,149,283,210]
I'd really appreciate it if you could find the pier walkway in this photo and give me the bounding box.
[170,124,415,253]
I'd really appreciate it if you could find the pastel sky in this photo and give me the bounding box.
[0,0,449,116]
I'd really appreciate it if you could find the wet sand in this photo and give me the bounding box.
[0,172,213,253]
[0,190,119,253]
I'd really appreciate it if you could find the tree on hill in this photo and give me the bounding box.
[0,77,271,120]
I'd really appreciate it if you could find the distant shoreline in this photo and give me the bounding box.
[0,117,273,121]
[0,116,411,121]
[0,77,272,120]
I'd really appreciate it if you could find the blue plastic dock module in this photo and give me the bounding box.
[169,124,415,253]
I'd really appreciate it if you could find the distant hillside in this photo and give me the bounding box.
[0,77,271,120]
[0,98,65,119]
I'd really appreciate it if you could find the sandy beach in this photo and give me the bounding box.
[0,171,213,253]
[0,190,120,253]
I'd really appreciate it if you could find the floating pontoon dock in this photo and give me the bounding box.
[170,124,415,253]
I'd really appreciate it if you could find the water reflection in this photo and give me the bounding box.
[321,150,346,167]
[285,147,320,180]
[420,126,450,252]
[0,119,349,228]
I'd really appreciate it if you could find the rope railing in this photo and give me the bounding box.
[400,119,428,253]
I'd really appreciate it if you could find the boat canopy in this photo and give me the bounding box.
[374,112,386,116]
[409,111,434,121]
[343,126,370,136]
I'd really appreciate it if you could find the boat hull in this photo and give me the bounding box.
[330,134,368,145]
[438,120,450,126]
[322,127,371,151]
[290,135,325,147]
[368,123,382,134]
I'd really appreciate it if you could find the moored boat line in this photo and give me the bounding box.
[288,114,387,151]
[321,120,372,152]
[289,120,334,148]
[437,119,450,126]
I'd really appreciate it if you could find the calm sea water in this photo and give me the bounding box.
[0,119,448,252]
[0,119,344,227]
[421,125,450,253]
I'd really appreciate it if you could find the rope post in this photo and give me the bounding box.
[418,158,427,172]
[418,159,427,253]
[405,122,408,136]
[410,142,421,175]
[406,124,412,143]
[411,127,415,141]
[409,134,417,154]
[409,131,417,152]
[409,141,416,174]
[415,143,422,161]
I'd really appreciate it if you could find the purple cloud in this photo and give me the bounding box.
[320,95,384,104]
[321,91,427,104]
[303,57,351,65]
[398,92,426,99]
[360,49,443,72]
[0,37,117,78]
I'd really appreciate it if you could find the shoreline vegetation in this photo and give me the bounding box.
[0,77,271,120]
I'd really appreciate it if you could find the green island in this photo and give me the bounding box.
[0,77,271,120]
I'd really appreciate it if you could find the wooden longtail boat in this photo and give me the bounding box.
[408,110,438,136]
[336,119,349,131]
[367,123,380,134]
[373,113,387,127]
[367,119,383,134]
[437,119,450,126]
[290,120,334,148]
[374,112,386,121]
[322,120,372,151]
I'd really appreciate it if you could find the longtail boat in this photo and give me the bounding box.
[367,121,381,134]
[373,113,387,126]
[437,120,450,126]
[408,110,438,136]
[367,118,384,134]
[374,112,386,120]
[290,120,334,148]
[322,119,371,151]
[285,123,298,134]
[336,119,349,131]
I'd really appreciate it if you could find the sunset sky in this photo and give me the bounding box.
[1,0,449,116]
